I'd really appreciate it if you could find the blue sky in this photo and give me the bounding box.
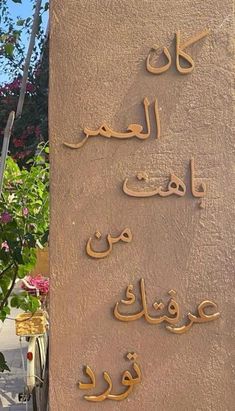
[8,0,34,19]
[8,0,48,27]
[0,0,48,83]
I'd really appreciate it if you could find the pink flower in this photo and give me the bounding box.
[22,275,49,295]
[8,78,21,91]
[0,211,12,224]
[13,138,24,148]
[26,83,35,93]
[22,207,29,217]
[0,78,36,96]
[1,241,9,252]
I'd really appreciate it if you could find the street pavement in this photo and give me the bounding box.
[0,308,33,411]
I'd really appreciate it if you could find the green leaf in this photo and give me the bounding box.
[16,19,25,26]
[0,277,11,294]
[28,295,40,312]
[3,306,10,315]
[10,295,19,308]
[18,264,31,278]
[0,353,10,372]
[12,247,24,265]
[0,306,10,322]
[17,248,37,278]
[4,43,14,57]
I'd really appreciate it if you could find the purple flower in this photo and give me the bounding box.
[22,207,29,217]
[26,83,36,93]
[1,241,9,252]
[0,211,12,224]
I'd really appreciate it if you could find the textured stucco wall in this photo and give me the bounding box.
[49,1,235,410]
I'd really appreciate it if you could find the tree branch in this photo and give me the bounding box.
[0,266,17,311]
[16,0,42,118]
[0,263,14,280]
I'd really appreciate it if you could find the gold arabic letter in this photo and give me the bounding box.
[86,228,133,259]
[107,353,142,401]
[167,299,219,334]
[79,352,141,402]
[176,30,195,74]
[176,29,210,74]
[78,366,96,390]
[84,372,113,402]
[121,284,136,305]
[188,300,220,324]
[114,281,144,322]
[158,174,186,197]
[190,158,206,198]
[146,45,172,74]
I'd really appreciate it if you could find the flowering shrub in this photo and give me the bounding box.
[0,211,12,224]
[0,41,49,166]
[0,144,49,323]
[21,275,49,295]
[0,0,49,375]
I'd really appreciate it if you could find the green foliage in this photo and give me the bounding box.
[4,42,14,57]
[16,19,25,26]
[0,304,10,321]
[10,291,40,312]
[0,1,49,164]
[0,40,49,164]
[0,0,49,81]
[0,143,49,322]
[0,1,49,373]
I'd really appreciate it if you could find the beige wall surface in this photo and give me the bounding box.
[49,1,235,410]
